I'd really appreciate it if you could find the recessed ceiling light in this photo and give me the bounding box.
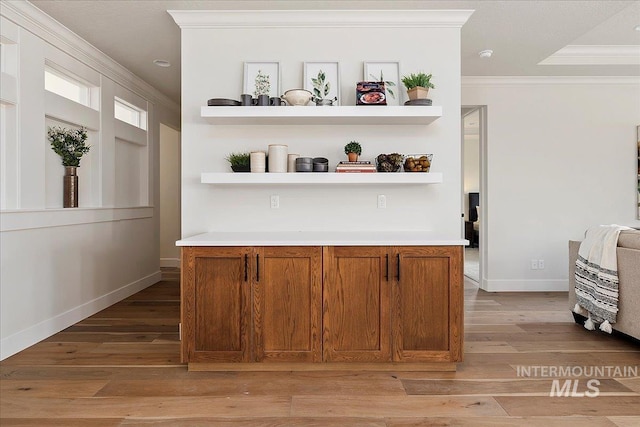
[635,25,640,31]
[153,59,171,68]
[479,49,493,58]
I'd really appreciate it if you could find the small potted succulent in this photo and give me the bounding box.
[225,152,251,172]
[344,141,362,162]
[401,72,435,100]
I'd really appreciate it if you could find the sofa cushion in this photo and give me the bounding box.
[618,229,640,250]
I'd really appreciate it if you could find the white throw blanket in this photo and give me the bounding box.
[574,225,631,333]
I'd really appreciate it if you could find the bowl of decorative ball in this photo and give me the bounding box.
[376,153,404,172]
[403,154,433,172]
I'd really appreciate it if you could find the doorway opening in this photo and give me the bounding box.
[462,105,487,286]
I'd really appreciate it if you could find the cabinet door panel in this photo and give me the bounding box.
[323,246,390,362]
[392,246,463,362]
[182,247,251,363]
[254,247,322,362]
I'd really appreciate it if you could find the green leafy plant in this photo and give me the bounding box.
[47,126,90,167]
[312,70,331,100]
[254,70,271,96]
[401,72,435,90]
[370,71,396,99]
[344,141,362,155]
[225,152,251,167]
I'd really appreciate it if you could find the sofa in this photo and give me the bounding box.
[568,229,640,341]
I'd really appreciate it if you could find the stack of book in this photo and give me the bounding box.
[335,161,377,173]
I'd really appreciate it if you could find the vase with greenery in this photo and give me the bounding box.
[47,126,90,208]
[401,72,435,100]
[344,141,362,162]
[226,152,251,172]
[254,70,271,105]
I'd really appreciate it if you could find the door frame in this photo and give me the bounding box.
[461,105,488,289]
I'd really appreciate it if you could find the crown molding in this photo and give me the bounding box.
[1,1,179,116]
[168,9,474,29]
[539,45,640,65]
[462,76,640,86]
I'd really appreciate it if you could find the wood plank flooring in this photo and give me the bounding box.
[1,270,638,426]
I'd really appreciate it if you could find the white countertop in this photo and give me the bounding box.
[176,231,468,247]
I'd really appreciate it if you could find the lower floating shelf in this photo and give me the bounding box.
[201,172,443,185]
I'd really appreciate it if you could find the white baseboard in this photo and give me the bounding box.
[0,271,161,361]
[480,278,568,292]
[160,258,181,268]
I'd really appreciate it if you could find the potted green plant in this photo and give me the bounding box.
[47,126,90,208]
[401,72,435,101]
[225,152,251,172]
[344,141,362,162]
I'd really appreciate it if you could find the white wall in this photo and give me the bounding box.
[463,77,640,291]
[174,11,469,240]
[160,123,181,267]
[0,2,180,359]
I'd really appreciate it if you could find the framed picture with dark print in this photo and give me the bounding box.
[243,62,280,98]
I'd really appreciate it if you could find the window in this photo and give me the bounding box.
[44,67,91,107]
[114,97,147,130]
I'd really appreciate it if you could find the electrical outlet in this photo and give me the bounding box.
[270,195,279,209]
[530,259,538,270]
[377,195,387,209]
[538,259,545,269]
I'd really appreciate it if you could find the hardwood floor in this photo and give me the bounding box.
[1,271,638,426]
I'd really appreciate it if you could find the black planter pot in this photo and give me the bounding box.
[231,164,251,172]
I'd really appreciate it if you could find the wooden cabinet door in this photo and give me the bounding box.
[181,246,251,363]
[391,246,463,362]
[323,246,391,362]
[253,247,322,362]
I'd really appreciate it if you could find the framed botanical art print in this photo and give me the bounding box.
[363,61,401,106]
[303,62,340,105]
[243,62,280,98]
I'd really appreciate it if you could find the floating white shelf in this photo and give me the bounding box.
[200,105,442,125]
[201,172,443,185]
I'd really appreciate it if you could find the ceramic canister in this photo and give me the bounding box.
[250,151,266,173]
[268,144,288,173]
[287,154,300,172]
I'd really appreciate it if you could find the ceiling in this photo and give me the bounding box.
[29,0,640,104]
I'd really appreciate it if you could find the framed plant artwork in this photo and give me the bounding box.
[243,62,280,98]
[364,61,401,106]
[303,62,340,106]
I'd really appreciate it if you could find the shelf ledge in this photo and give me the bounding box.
[201,172,443,185]
[200,105,442,125]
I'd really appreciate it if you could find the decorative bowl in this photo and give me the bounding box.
[376,153,404,172]
[403,154,433,172]
[281,89,313,106]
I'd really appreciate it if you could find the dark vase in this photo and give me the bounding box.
[64,166,78,208]
[257,94,270,106]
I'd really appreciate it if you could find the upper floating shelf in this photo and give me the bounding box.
[200,105,442,125]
